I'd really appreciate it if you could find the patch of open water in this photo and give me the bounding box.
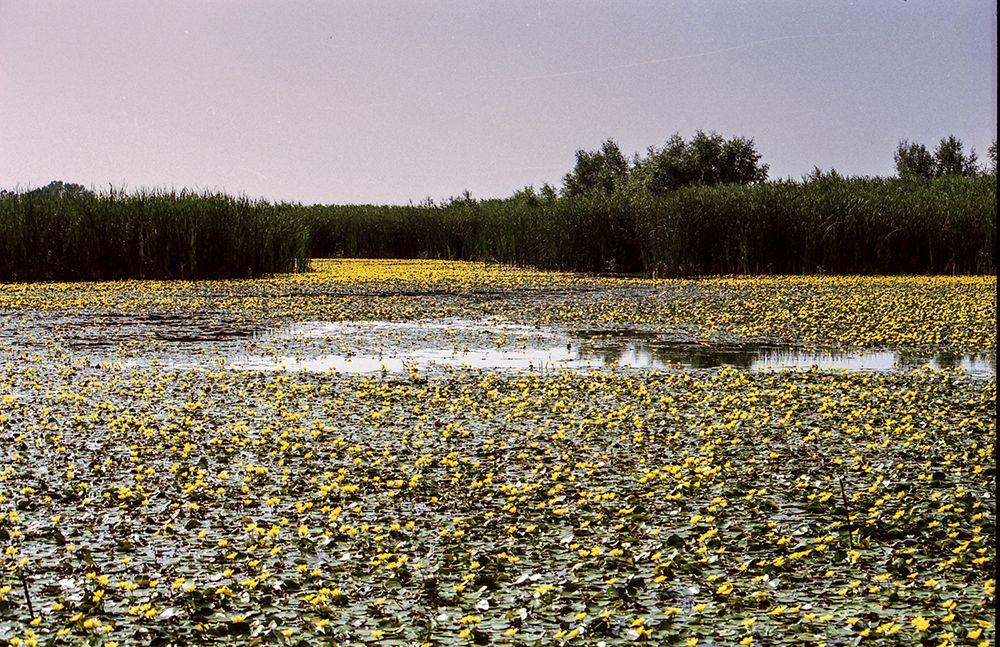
[227,320,996,378]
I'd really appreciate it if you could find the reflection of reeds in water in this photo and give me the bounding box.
[571,336,996,377]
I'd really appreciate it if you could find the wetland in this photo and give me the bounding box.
[0,260,995,645]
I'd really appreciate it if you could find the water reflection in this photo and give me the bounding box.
[574,335,995,376]
[231,322,996,378]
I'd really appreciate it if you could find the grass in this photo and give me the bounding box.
[309,175,997,276]
[0,189,308,281]
[638,174,996,276]
[0,175,995,280]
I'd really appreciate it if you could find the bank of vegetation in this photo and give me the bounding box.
[307,174,995,276]
[1,133,995,280]
[0,187,308,281]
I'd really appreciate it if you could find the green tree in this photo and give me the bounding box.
[802,167,843,182]
[633,131,767,195]
[933,135,978,176]
[633,134,691,194]
[562,139,630,197]
[718,135,769,185]
[894,141,936,178]
[27,180,92,196]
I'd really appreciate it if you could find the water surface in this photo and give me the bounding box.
[228,320,996,378]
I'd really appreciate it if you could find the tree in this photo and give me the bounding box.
[686,131,727,185]
[514,183,559,205]
[718,135,769,185]
[538,183,558,202]
[933,135,978,176]
[512,185,538,205]
[802,167,843,183]
[894,141,936,178]
[28,180,92,197]
[633,131,768,195]
[988,140,996,173]
[634,134,691,194]
[446,189,476,205]
[562,139,630,197]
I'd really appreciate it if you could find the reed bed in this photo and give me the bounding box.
[0,175,994,280]
[0,189,309,281]
[308,175,996,276]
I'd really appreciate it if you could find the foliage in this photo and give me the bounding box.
[562,140,631,198]
[307,175,996,276]
[0,189,309,281]
[26,180,93,198]
[561,132,768,199]
[0,262,995,645]
[637,174,996,276]
[895,135,982,178]
[933,135,979,177]
[633,131,769,195]
[1,133,995,281]
[894,141,936,178]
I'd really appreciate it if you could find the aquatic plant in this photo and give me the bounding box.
[0,350,994,644]
[0,189,308,281]
[0,260,995,644]
[307,175,996,276]
[1,174,994,281]
[0,260,994,351]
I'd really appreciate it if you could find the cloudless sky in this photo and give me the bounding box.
[1,0,996,204]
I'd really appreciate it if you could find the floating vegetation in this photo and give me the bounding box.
[1,260,994,351]
[0,261,995,644]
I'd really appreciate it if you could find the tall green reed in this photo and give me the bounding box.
[1,175,993,281]
[0,189,308,281]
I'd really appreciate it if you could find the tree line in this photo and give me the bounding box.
[522,131,995,202]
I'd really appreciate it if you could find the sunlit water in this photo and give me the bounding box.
[226,320,996,377]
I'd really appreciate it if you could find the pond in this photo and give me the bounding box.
[225,319,996,377]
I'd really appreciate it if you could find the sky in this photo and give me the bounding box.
[1,1,996,205]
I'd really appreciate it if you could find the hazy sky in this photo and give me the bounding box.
[1,1,996,204]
